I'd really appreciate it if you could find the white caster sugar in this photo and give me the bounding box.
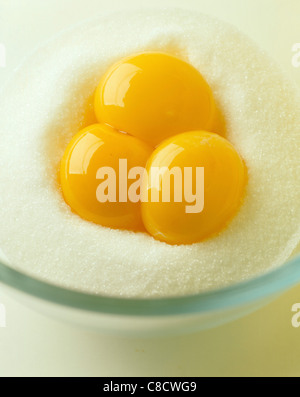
[0,9,299,298]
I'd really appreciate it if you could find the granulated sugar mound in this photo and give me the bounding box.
[0,9,299,297]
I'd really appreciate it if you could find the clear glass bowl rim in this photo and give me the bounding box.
[0,254,299,317]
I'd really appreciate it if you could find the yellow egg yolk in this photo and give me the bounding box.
[94,52,217,146]
[60,52,247,245]
[60,123,152,231]
[141,131,246,244]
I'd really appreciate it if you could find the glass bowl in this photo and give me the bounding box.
[0,253,299,337]
[0,7,299,337]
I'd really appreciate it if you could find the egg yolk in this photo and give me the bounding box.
[60,52,247,245]
[94,52,216,146]
[60,123,152,231]
[141,131,246,244]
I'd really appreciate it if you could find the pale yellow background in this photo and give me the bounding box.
[0,0,299,376]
